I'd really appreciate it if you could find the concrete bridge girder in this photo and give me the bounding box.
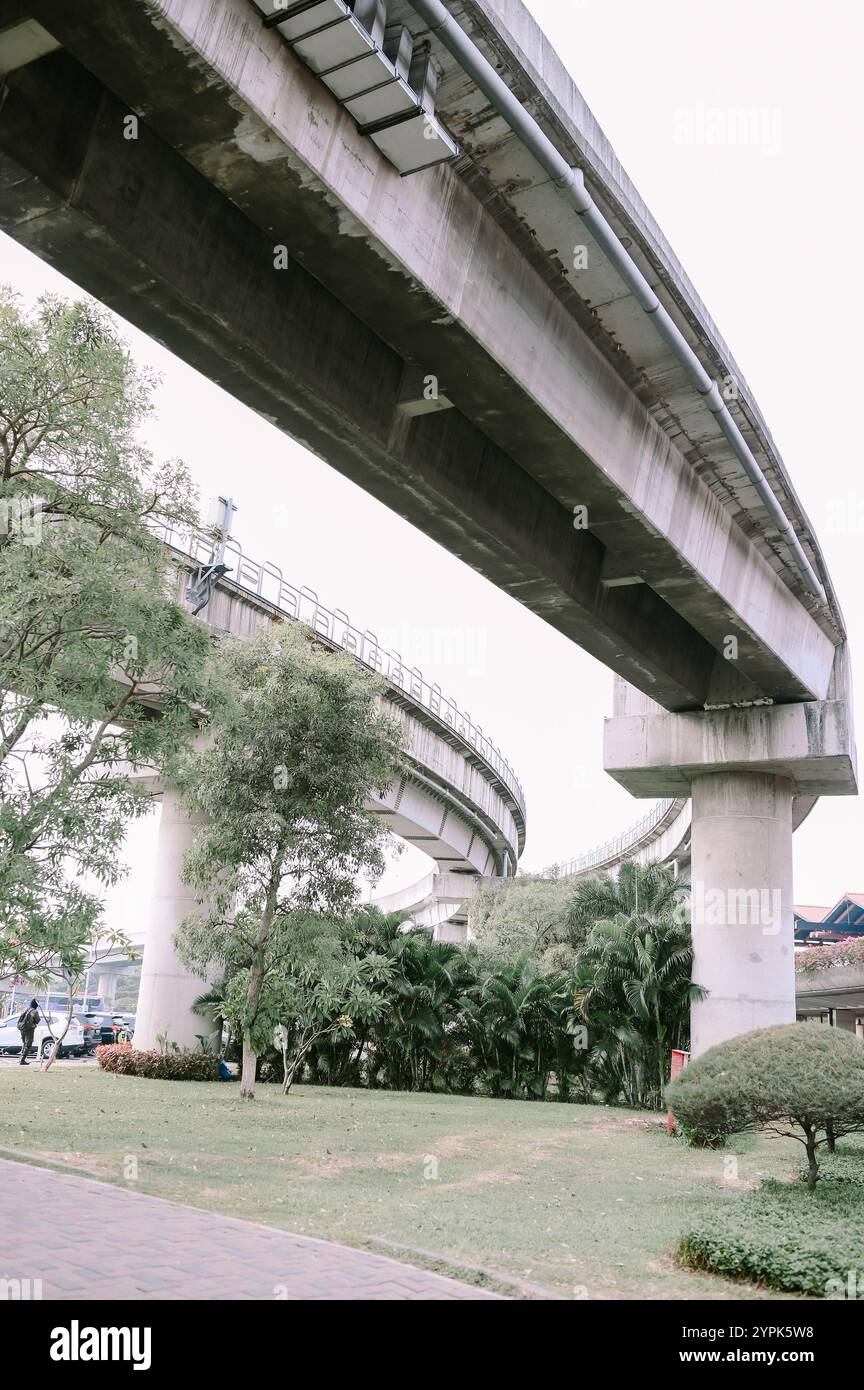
[0,0,838,712]
[369,776,495,878]
[371,869,479,934]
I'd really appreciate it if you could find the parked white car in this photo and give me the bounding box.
[0,1010,87,1059]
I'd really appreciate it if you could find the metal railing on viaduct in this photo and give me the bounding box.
[154,520,526,899]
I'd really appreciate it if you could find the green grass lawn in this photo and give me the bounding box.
[0,1068,825,1299]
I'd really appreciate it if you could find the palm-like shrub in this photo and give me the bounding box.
[369,933,475,1092]
[574,906,702,1109]
[302,917,583,1100]
[304,907,405,1086]
[565,860,688,945]
[459,956,579,1100]
[245,863,701,1110]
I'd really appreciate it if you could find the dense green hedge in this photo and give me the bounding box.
[96,1044,219,1081]
[677,1178,864,1297]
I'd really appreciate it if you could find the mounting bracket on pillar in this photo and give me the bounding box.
[186,496,236,616]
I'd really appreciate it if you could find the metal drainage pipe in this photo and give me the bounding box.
[409,0,827,606]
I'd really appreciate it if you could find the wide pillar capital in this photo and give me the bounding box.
[603,648,857,799]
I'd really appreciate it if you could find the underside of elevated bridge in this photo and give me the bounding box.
[0,0,857,1054]
[0,0,847,713]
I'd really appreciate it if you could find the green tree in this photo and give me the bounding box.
[0,290,209,977]
[667,1023,864,1189]
[271,924,391,1096]
[564,859,688,945]
[175,625,403,1098]
[469,873,581,962]
[199,910,392,1093]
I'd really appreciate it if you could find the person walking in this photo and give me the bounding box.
[17,999,40,1065]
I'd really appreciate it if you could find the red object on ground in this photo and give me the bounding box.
[666,1048,690,1133]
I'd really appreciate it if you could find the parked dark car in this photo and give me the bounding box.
[74,1012,122,1052]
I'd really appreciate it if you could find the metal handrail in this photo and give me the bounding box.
[154,520,526,816]
[541,797,680,879]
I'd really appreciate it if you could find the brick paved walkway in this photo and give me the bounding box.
[0,1157,501,1300]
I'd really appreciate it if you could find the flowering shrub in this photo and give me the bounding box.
[95,1044,219,1081]
[796,938,864,977]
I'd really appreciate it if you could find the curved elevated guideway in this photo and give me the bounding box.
[160,519,526,877]
[542,791,818,884]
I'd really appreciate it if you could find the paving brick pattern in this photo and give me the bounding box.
[0,1157,501,1300]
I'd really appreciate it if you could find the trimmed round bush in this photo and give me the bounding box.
[96,1043,219,1081]
[677,1179,864,1297]
[667,1023,864,1185]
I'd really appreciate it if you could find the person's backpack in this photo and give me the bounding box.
[17,1009,30,1032]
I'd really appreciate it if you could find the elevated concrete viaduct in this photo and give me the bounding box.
[130,525,525,1047]
[0,0,856,1051]
[0,0,841,709]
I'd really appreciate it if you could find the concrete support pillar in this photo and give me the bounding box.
[603,650,857,1055]
[833,1008,859,1035]
[690,772,795,1055]
[96,973,117,1006]
[133,788,220,1053]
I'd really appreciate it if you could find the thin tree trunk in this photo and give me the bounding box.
[41,983,75,1071]
[240,943,268,1098]
[282,1050,307,1095]
[804,1124,819,1191]
[240,1038,257,1097]
[282,1026,328,1095]
[239,851,286,1100]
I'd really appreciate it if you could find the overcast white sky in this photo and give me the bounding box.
[2,0,861,937]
